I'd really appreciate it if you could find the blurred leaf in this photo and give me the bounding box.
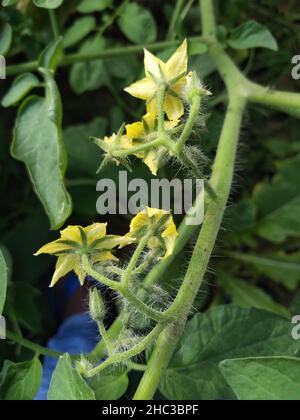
[1,73,41,108]
[218,272,290,317]
[38,37,63,73]
[63,16,96,49]
[220,357,300,400]
[228,20,278,51]
[229,251,300,291]
[254,155,300,243]
[0,20,12,55]
[159,305,299,400]
[2,0,19,6]
[77,0,112,13]
[224,200,257,233]
[48,354,95,400]
[0,249,7,316]
[0,358,42,400]
[33,0,64,9]
[118,3,157,44]
[89,371,129,400]
[64,117,107,177]
[11,71,72,230]
[69,35,108,94]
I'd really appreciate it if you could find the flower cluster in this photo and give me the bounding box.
[35,208,178,287]
[93,40,211,177]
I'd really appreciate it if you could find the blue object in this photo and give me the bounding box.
[36,313,99,400]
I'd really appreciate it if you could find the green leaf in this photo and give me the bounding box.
[89,372,129,400]
[1,73,41,108]
[228,20,278,51]
[159,305,299,400]
[63,16,96,49]
[118,3,157,44]
[33,0,64,9]
[11,70,72,229]
[69,35,107,94]
[48,354,95,400]
[39,37,63,73]
[229,251,300,291]
[77,0,112,13]
[218,272,290,317]
[0,20,12,55]
[220,357,300,400]
[0,249,8,316]
[2,0,19,6]
[0,358,42,400]
[254,155,300,243]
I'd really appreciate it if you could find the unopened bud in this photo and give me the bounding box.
[75,355,93,377]
[89,288,106,322]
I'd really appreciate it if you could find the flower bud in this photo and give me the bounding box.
[75,355,93,377]
[89,288,106,322]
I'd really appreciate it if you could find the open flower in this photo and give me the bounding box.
[124,40,189,122]
[126,208,178,259]
[35,224,134,287]
[126,113,178,175]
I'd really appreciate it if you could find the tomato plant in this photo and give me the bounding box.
[0,0,300,401]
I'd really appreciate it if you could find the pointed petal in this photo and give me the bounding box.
[164,95,184,121]
[50,255,78,287]
[34,240,71,256]
[91,251,119,264]
[143,150,159,176]
[60,226,81,243]
[161,218,178,259]
[128,211,149,235]
[165,39,188,78]
[143,112,156,131]
[74,264,87,286]
[94,235,135,250]
[124,78,156,100]
[85,223,107,246]
[126,121,145,139]
[144,49,166,80]
[146,98,158,117]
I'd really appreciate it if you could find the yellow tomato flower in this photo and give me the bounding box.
[126,208,178,259]
[124,40,189,122]
[35,224,133,287]
[126,113,178,175]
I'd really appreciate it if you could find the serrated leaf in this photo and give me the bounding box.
[159,305,299,400]
[77,0,112,13]
[220,357,300,400]
[0,358,42,400]
[33,0,64,9]
[1,73,41,107]
[228,20,278,51]
[0,249,7,316]
[0,20,12,55]
[63,16,96,49]
[48,354,95,400]
[11,70,72,229]
[254,155,300,243]
[118,3,157,44]
[218,272,290,317]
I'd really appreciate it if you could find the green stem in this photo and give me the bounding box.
[134,94,246,400]
[157,86,166,134]
[6,330,65,358]
[6,37,205,77]
[113,138,161,158]
[97,321,114,356]
[175,93,201,153]
[82,254,123,291]
[49,10,60,39]
[85,323,164,378]
[167,0,185,40]
[89,317,123,361]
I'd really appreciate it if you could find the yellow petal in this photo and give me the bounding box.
[34,240,72,256]
[143,112,156,131]
[161,218,179,259]
[60,225,81,243]
[95,235,135,250]
[144,49,166,80]
[124,78,156,100]
[147,207,168,218]
[146,98,158,117]
[165,39,188,78]
[164,94,184,121]
[85,223,107,245]
[143,150,159,176]
[92,251,119,264]
[126,121,145,139]
[165,119,179,130]
[74,264,87,286]
[50,255,78,287]
[128,211,149,235]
